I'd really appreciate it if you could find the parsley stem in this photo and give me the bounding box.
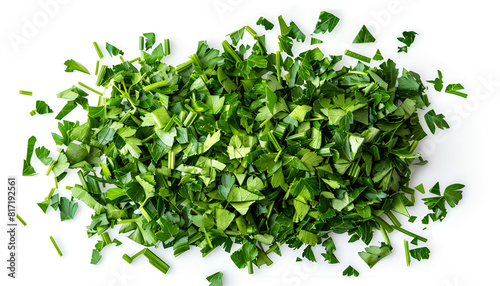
[139,205,152,222]
[16,214,27,226]
[130,57,141,63]
[392,226,428,243]
[404,239,411,267]
[247,261,254,274]
[101,232,112,246]
[49,236,63,257]
[386,211,401,227]
[93,41,104,59]
[19,90,33,96]
[139,36,144,50]
[344,50,372,63]
[144,80,168,92]
[276,50,282,80]
[268,131,282,152]
[116,218,137,225]
[202,228,214,249]
[304,117,325,122]
[259,115,274,129]
[176,60,193,73]
[380,226,390,246]
[46,160,56,176]
[78,82,103,96]
[44,188,56,201]
[143,249,170,274]
[245,25,258,38]
[95,60,100,76]
[222,40,242,63]
[164,39,170,56]
[167,151,175,169]
[96,65,108,86]
[225,230,240,236]
[182,111,198,127]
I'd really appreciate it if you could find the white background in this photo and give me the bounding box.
[1,0,500,285]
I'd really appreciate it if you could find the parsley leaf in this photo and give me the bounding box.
[353,25,376,43]
[397,31,418,53]
[313,11,340,34]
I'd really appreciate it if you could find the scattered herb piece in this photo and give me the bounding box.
[313,11,340,34]
[310,37,323,45]
[343,265,359,277]
[427,70,444,91]
[424,109,449,134]
[353,25,376,43]
[16,214,27,226]
[123,248,170,274]
[256,17,274,30]
[344,49,371,63]
[373,49,384,61]
[105,42,124,56]
[31,100,54,116]
[93,42,104,59]
[404,239,410,266]
[19,90,32,96]
[50,235,63,257]
[358,243,392,268]
[59,197,78,221]
[206,271,224,286]
[409,247,431,261]
[90,249,102,265]
[397,31,418,53]
[445,83,468,98]
[22,135,37,176]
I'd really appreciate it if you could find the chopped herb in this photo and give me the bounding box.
[105,42,124,56]
[310,37,323,45]
[256,16,274,30]
[445,83,468,98]
[344,49,372,63]
[19,90,32,96]
[206,271,224,286]
[64,59,90,74]
[16,214,27,226]
[424,109,449,134]
[23,12,467,278]
[373,49,384,61]
[22,135,37,176]
[313,11,340,34]
[353,25,376,43]
[427,70,444,91]
[343,265,359,277]
[50,235,63,257]
[93,42,104,59]
[404,239,410,266]
[90,249,102,265]
[397,31,418,53]
[409,247,431,261]
[31,100,53,116]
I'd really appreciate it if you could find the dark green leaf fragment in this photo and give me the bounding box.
[343,265,359,277]
[313,11,340,34]
[397,31,418,53]
[353,25,376,43]
[256,17,274,30]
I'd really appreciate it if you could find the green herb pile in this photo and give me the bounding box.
[22,11,467,279]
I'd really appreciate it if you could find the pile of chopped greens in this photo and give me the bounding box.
[22,11,467,281]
